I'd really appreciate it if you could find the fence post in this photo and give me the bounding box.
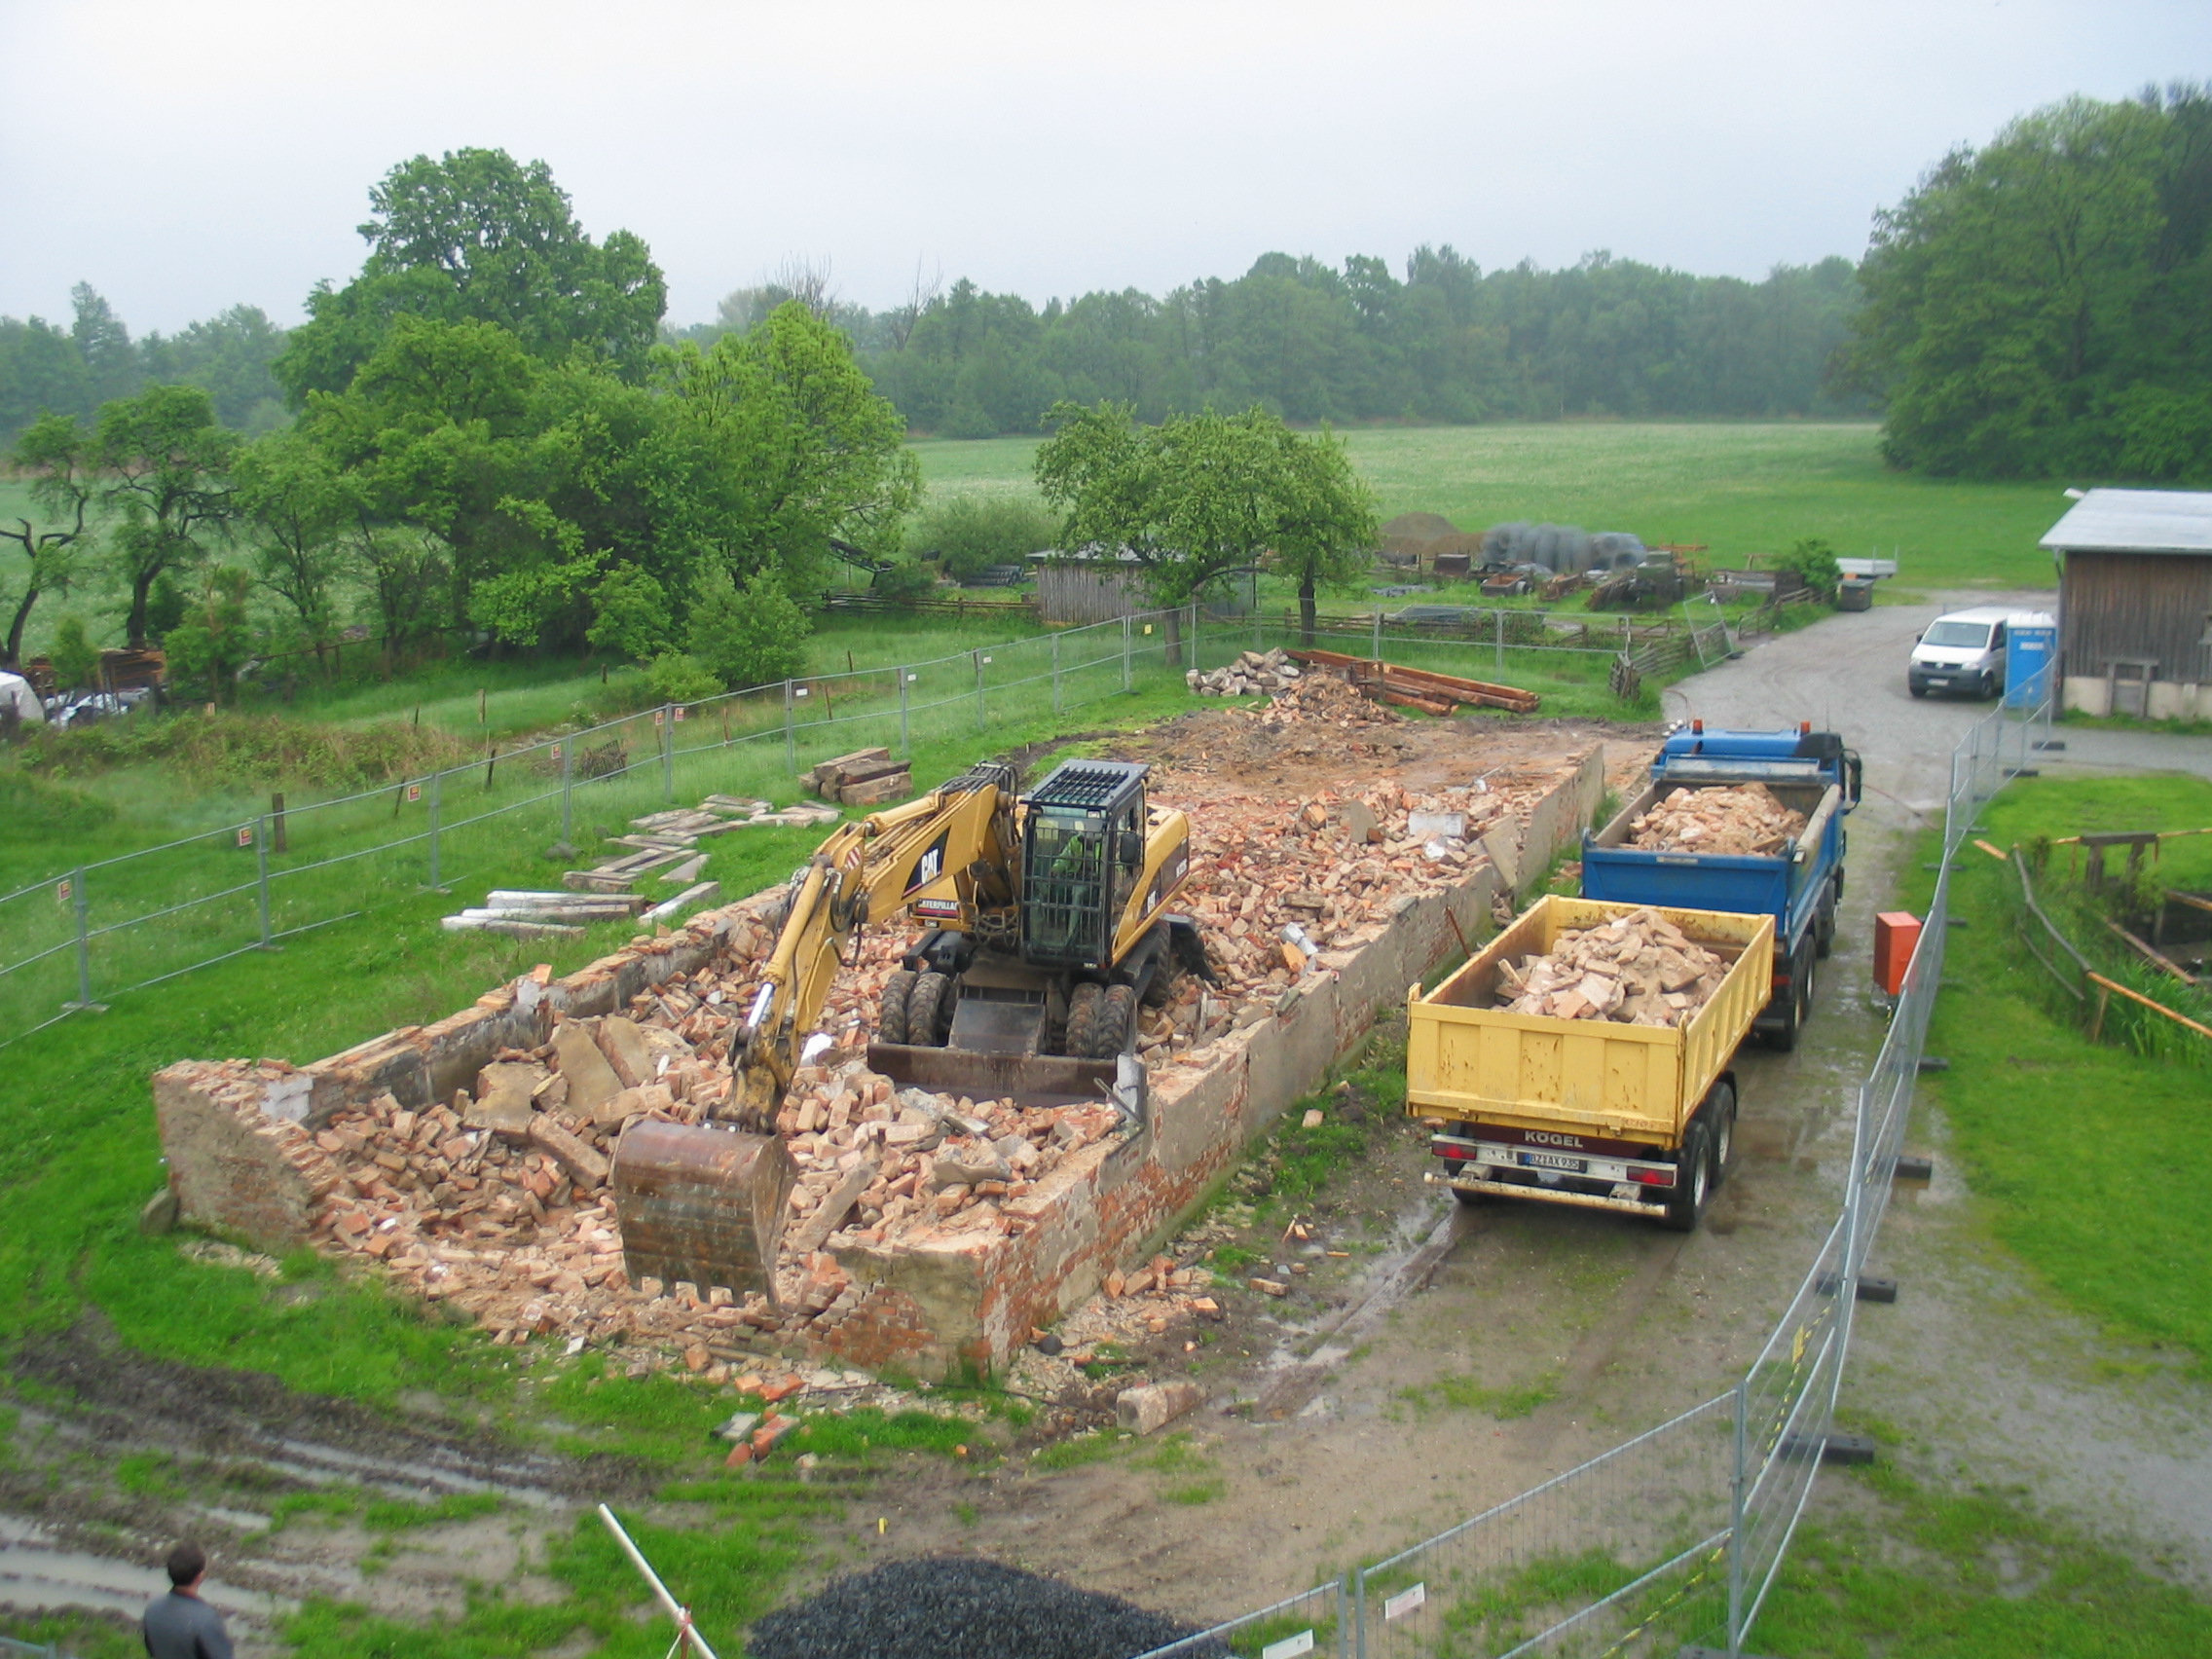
[783,680,795,769]
[560,739,574,847]
[1727,1376,1749,1654]
[899,668,910,756]
[974,649,985,734]
[1371,608,1382,663]
[427,770,443,891]
[1051,634,1062,713]
[256,815,273,947]
[1354,1567,1367,1659]
[661,705,675,800]
[1494,608,1505,674]
[69,865,92,1010]
[1122,616,1131,692]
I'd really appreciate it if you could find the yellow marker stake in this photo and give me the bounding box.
[877,1517,887,1534]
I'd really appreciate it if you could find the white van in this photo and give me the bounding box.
[1907,607,2015,699]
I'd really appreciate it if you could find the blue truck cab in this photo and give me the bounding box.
[1580,723,1861,1051]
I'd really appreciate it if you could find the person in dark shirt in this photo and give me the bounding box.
[142,1542,232,1659]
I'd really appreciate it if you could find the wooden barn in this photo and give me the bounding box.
[2041,488,2212,719]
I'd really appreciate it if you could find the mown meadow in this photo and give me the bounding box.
[917,422,2069,594]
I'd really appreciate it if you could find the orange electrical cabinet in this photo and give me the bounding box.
[1873,911,1922,996]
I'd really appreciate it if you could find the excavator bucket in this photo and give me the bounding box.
[866,1042,1142,1112]
[610,1121,796,1305]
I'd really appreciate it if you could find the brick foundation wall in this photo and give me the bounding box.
[152,750,1607,1379]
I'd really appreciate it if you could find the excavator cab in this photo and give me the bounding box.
[1019,760,1151,971]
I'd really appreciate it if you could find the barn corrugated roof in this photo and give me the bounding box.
[2041,489,2212,554]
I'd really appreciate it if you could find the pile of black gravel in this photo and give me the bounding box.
[747,1557,1229,1659]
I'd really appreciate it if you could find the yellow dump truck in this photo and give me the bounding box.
[1406,896,1775,1232]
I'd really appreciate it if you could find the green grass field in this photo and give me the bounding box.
[1909,773,2212,1376]
[916,423,2068,592]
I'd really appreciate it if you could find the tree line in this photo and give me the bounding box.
[692,250,1868,438]
[0,285,289,446]
[1844,85,2212,480]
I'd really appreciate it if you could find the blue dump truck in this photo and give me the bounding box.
[1581,723,1861,1051]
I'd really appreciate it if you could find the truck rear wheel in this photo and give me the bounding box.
[878,969,917,1045]
[1768,940,1813,1051]
[1661,1118,1714,1233]
[907,972,958,1047]
[1706,1080,1738,1190]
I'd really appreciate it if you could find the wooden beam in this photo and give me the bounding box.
[2083,972,2212,1042]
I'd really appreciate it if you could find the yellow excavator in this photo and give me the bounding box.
[609,759,1206,1304]
[728,757,1206,1129]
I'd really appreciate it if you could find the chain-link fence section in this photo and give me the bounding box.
[1118,694,2049,1659]
[3,600,1694,1049]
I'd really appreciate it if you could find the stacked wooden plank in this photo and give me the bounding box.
[444,891,653,940]
[1494,906,1729,1027]
[1626,783,1805,857]
[1287,648,1540,715]
[805,747,913,807]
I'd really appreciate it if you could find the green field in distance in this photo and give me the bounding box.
[913,422,2070,592]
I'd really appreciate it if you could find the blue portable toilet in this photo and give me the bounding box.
[2005,610,2057,708]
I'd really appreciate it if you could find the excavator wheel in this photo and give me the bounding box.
[1064,982,1105,1058]
[878,969,917,1046]
[907,972,959,1047]
[1094,983,1138,1058]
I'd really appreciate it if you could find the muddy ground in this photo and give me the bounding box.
[8,608,2211,1653]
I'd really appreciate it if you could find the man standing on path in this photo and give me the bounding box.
[142,1542,232,1659]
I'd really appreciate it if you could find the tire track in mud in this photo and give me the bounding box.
[1,1315,649,1631]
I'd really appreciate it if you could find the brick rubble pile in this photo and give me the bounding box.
[1626,782,1805,857]
[1495,905,1728,1027]
[1186,647,1301,697]
[1240,668,1401,729]
[288,719,1587,1378]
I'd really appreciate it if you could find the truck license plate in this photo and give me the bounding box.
[1521,1150,1584,1172]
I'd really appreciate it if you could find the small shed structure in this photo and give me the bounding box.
[1029,548,1149,624]
[2041,489,2212,719]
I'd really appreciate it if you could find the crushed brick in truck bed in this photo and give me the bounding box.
[1495,905,1729,1027]
[1625,781,1806,857]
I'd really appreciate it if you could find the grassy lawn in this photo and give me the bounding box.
[916,424,2068,592]
[1908,772,2212,1377]
[0,666,1210,1377]
[1755,1461,2212,1657]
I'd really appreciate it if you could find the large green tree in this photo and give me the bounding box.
[1036,401,1374,656]
[1847,88,2212,478]
[95,384,240,647]
[1266,424,1379,644]
[276,149,666,402]
[234,430,363,663]
[2,413,96,667]
[295,302,916,652]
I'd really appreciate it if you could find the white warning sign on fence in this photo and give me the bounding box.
[1383,1583,1426,1620]
[1260,1633,1313,1659]
[55,880,70,904]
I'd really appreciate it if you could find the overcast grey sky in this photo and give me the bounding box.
[3,0,2206,335]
